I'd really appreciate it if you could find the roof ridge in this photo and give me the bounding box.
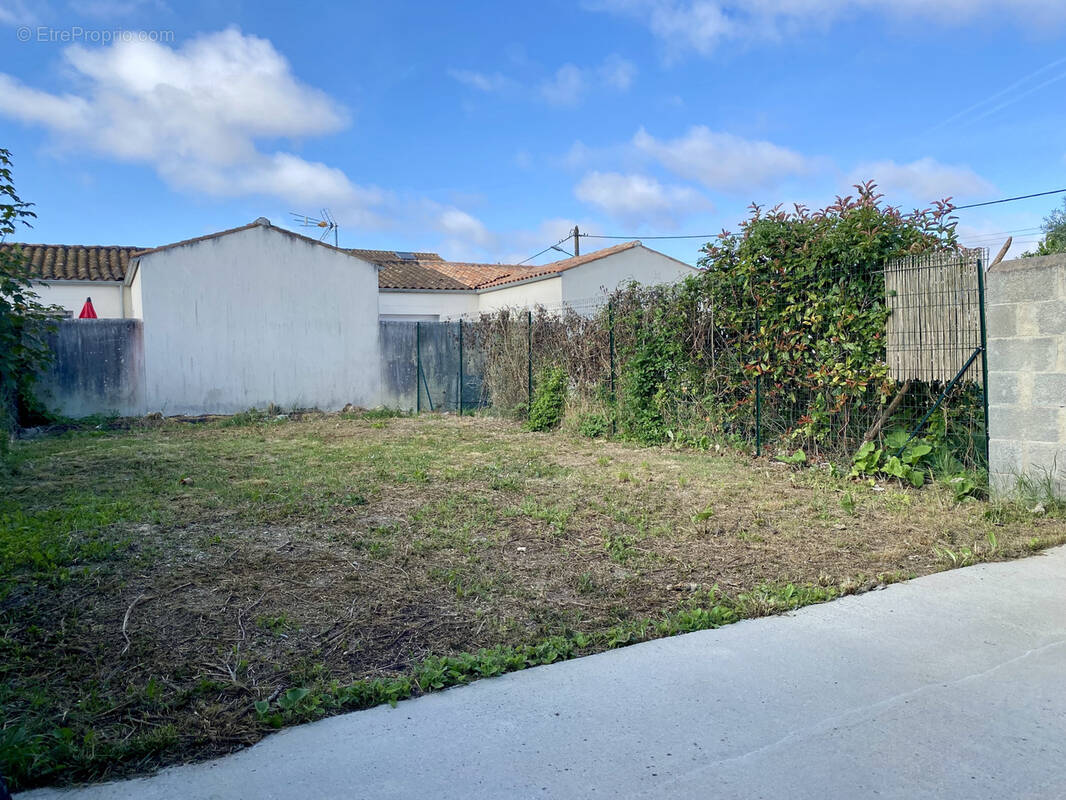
[2,242,146,250]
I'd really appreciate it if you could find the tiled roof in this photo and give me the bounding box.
[0,243,145,281]
[369,240,643,291]
[350,248,443,264]
[377,262,470,290]
[349,249,471,291]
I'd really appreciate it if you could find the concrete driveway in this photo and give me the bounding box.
[22,547,1066,799]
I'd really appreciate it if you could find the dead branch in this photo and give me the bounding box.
[989,236,1012,270]
[863,380,911,443]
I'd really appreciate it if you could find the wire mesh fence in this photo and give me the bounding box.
[384,250,989,473]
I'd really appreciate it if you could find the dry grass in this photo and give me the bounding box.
[2,412,1064,790]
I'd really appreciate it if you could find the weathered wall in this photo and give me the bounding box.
[37,319,146,418]
[379,320,483,412]
[134,223,381,415]
[379,321,418,410]
[986,254,1066,498]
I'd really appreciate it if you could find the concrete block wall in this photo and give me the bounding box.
[986,254,1066,498]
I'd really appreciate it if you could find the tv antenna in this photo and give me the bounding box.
[291,209,339,247]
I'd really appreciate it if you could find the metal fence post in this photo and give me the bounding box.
[754,304,762,457]
[457,319,464,416]
[415,321,421,414]
[755,373,762,457]
[976,255,991,470]
[608,301,616,435]
[527,309,533,413]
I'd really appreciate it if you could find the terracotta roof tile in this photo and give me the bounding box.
[0,243,145,281]
[349,249,471,290]
[407,241,644,290]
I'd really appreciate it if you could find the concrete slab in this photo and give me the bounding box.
[21,547,1066,800]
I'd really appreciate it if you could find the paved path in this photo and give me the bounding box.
[23,547,1066,799]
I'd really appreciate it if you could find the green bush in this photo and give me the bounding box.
[577,412,609,438]
[608,183,958,452]
[1,149,59,455]
[526,366,567,432]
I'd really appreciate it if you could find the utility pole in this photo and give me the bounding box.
[572,225,580,257]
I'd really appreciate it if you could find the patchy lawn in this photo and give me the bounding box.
[2,412,1064,790]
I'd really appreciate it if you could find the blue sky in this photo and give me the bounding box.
[1,0,1064,266]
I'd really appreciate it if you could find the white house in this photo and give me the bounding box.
[2,242,143,318]
[6,230,698,324]
[7,219,380,416]
[5,219,698,416]
[125,219,381,414]
[368,240,699,321]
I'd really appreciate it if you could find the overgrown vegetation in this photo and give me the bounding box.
[526,365,567,431]
[0,149,58,457]
[3,413,1064,790]
[472,184,981,477]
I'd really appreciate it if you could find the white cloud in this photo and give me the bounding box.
[447,68,512,93]
[849,157,994,203]
[589,0,1066,56]
[540,64,587,107]
[68,0,170,17]
[575,171,709,224]
[540,55,637,106]
[634,126,814,190]
[437,207,495,249]
[598,54,636,90]
[0,27,390,225]
[0,0,37,25]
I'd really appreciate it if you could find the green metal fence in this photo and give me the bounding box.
[400,250,989,474]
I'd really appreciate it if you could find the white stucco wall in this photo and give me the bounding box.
[127,269,143,320]
[34,280,124,318]
[559,245,698,301]
[134,223,381,415]
[378,290,477,320]
[477,276,563,313]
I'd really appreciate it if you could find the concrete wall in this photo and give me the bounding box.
[379,290,477,321]
[34,280,125,318]
[987,254,1066,498]
[559,245,698,301]
[134,223,381,415]
[37,319,146,417]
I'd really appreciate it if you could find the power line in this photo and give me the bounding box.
[953,188,1066,210]
[518,233,574,265]
[962,226,1042,238]
[581,233,717,240]
[574,189,1066,244]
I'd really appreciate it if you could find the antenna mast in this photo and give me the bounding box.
[290,209,339,247]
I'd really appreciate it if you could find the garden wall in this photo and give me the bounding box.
[37,319,146,418]
[986,254,1066,499]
